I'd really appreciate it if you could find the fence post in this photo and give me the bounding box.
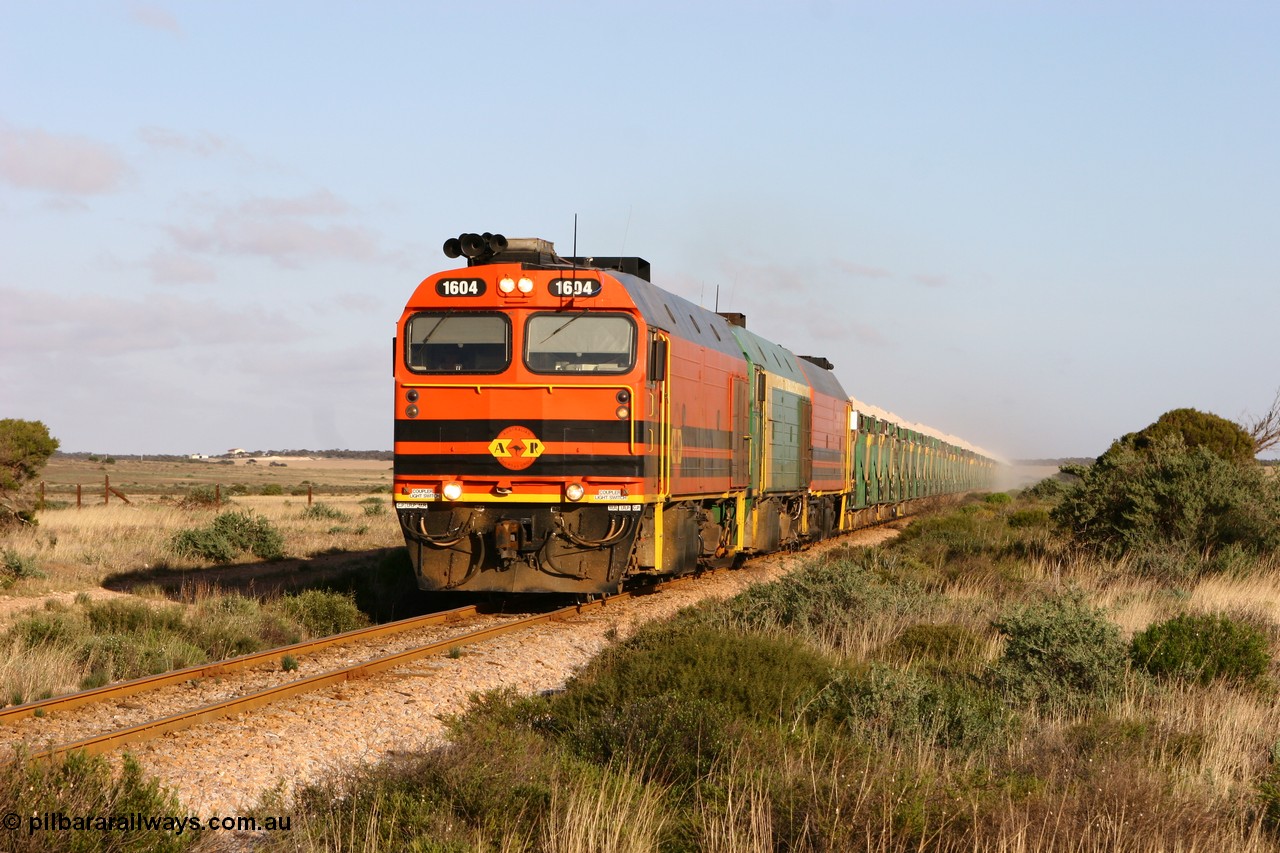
[105,475,110,506]
[77,484,82,508]
[308,485,313,506]
[215,484,221,507]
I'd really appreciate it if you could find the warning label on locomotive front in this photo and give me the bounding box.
[607,504,641,512]
[594,489,625,500]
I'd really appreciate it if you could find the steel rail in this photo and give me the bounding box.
[0,604,484,724]
[12,514,921,763]
[23,576,702,761]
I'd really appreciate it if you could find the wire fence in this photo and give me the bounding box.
[38,478,316,508]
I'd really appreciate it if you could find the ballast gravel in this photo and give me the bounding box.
[9,528,895,831]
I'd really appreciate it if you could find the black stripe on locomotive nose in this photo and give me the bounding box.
[394,453,644,478]
[395,419,635,444]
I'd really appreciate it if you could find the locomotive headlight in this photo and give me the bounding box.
[615,389,631,404]
[565,483,585,502]
[442,481,464,501]
[498,277,516,294]
[517,277,534,293]
[405,405,420,418]
[406,389,419,402]
[615,406,629,420]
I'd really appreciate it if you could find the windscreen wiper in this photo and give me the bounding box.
[538,310,588,344]
[421,315,449,342]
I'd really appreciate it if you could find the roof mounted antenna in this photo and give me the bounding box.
[571,213,578,279]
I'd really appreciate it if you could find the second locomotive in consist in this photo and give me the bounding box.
[393,233,997,593]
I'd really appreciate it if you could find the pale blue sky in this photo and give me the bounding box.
[2,1,1276,459]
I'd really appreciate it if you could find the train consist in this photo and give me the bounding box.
[393,233,998,593]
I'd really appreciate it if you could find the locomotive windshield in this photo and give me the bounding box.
[524,312,636,374]
[405,312,510,373]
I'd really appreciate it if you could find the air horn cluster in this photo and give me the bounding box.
[443,232,508,262]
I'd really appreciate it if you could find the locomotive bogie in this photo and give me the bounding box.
[399,502,641,594]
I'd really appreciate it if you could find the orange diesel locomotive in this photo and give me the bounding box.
[393,233,996,593]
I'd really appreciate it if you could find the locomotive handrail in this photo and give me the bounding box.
[656,331,672,500]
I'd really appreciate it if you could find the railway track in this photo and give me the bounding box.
[0,572,707,762]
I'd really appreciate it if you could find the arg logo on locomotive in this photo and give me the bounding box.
[488,426,545,470]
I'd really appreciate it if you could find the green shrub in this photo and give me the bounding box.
[891,509,1002,561]
[1108,407,1256,466]
[0,418,59,528]
[260,483,284,496]
[271,590,368,637]
[884,622,986,666]
[360,497,387,516]
[79,632,207,682]
[1,549,46,587]
[728,547,925,636]
[210,511,285,560]
[169,511,284,563]
[815,663,1009,750]
[178,484,221,508]
[1131,613,1271,686]
[5,591,321,684]
[188,594,299,657]
[225,483,250,496]
[84,599,186,635]
[560,620,834,725]
[991,590,1127,709]
[302,502,347,521]
[1007,508,1051,529]
[1022,476,1072,501]
[548,619,836,786]
[1054,434,1280,565]
[983,492,1013,506]
[168,527,238,563]
[12,610,81,648]
[556,690,728,788]
[0,752,194,852]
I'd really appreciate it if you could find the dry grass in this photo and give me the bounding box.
[541,765,670,853]
[698,775,774,853]
[0,495,401,600]
[1112,678,1280,801]
[1189,561,1280,623]
[0,634,83,705]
